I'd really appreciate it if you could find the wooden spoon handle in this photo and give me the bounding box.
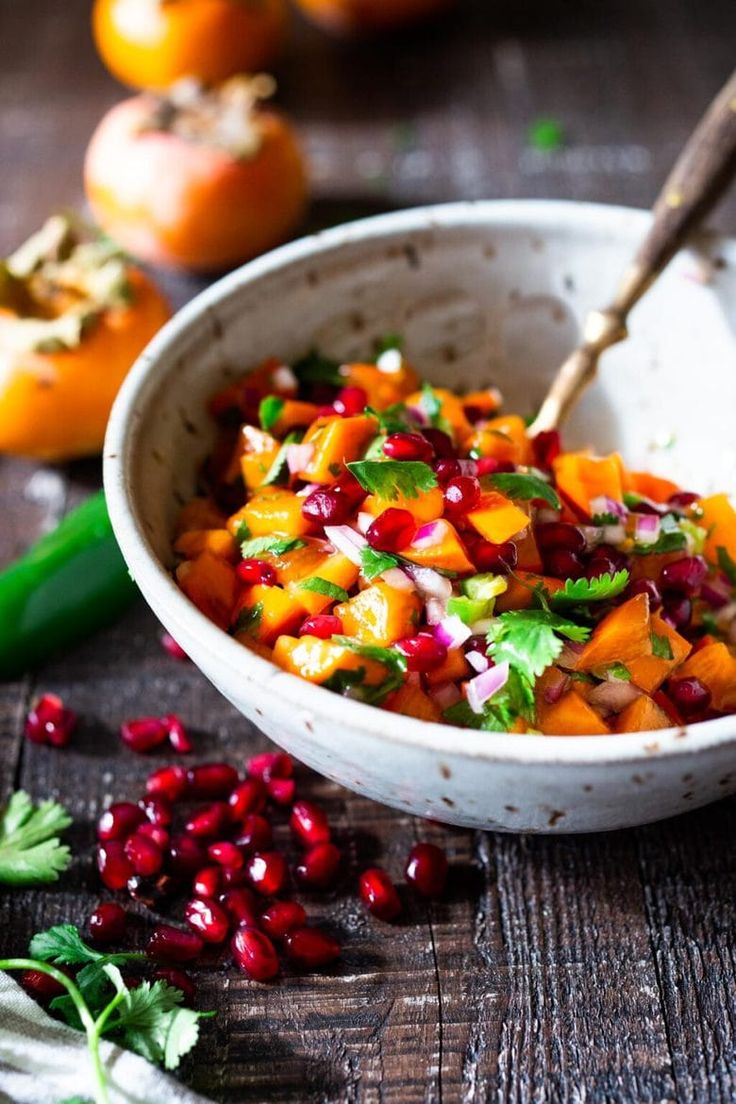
[530,69,736,436]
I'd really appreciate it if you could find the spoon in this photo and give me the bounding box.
[529,69,736,438]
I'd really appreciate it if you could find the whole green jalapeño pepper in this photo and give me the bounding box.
[0,491,137,678]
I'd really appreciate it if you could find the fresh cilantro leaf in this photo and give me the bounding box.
[365,403,413,436]
[717,546,736,586]
[0,791,72,886]
[486,609,590,686]
[420,381,441,421]
[323,667,367,695]
[701,611,719,636]
[651,631,674,660]
[234,520,251,542]
[292,350,342,387]
[258,395,284,433]
[29,925,143,969]
[604,662,631,681]
[550,570,630,607]
[239,536,305,558]
[231,602,263,637]
[333,637,407,675]
[444,668,535,731]
[489,471,561,510]
[261,430,302,486]
[298,578,349,602]
[375,334,403,357]
[591,512,620,526]
[51,961,113,1030]
[360,545,400,580]
[347,460,437,501]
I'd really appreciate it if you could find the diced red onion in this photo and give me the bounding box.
[582,526,604,550]
[272,364,298,393]
[435,616,472,649]
[425,597,447,625]
[466,650,489,674]
[590,495,628,522]
[405,405,428,426]
[701,579,732,610]
[286,443,315,475]
[602,523,626,545]
[297,482,321,498]
[536,508,561,525]
[356,511,373,534]
[403,564,452,602]
[430,682,462,711]
[588,679,642,715]
[412,521,446,549]
[323,525,367,566]
[466,661,510,715]
[558,641,584,668]
[382,568,415,592]
[634,513,661,545]
[458,459,478,477]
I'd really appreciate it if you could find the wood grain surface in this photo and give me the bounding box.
[2,1,736,1101]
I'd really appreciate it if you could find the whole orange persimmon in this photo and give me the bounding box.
[293,0,454,33]
[93,0,287,91]
[84,77,308,273]
[0,216,170,461]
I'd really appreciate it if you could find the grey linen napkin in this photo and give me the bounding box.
[0,973,213,1104]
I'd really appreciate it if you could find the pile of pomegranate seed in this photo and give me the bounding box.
[24,693,77,748]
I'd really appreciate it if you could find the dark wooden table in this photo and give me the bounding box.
[2,2,736,1100]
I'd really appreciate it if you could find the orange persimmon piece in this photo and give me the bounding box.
[676,642,736,712]
[405,387,472,445]
[625,470,680,504]
[537,689,611,736]
[174,528,239,562]
[515,524,544,573]
[334,581,421,646]
[385,684,442,723]
[362,485,444,525]
[466,491,529,545]
[462,388,502,417]
[425,647,470,687]
[399,519,475,575]
[575,593,652,671]
[341,361,419,409]
[699,493,736,564]
[466,414,532,466]
[628,611,692,694]
[287,553,360,616]
[234,584,305,646]
[553,451,625,517]
[271,399,320,436]
[236,425,280,489]
[273,635,388,686]
[272,541,326,586]
[495,572,564,612]
[176,497,227,535]
[298,414,378,483]
[233,486,312,538]
[176,551,237,630]
[613,695,673,733]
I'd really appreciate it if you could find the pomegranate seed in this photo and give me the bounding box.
[469,537,518,573]
[443,476,481,515]
[228,778,266,820]
[97,841,134,891]
[148,924,203,963]
[290,800,331,847]
[585,555,620,581]
[668,491,700,511]
[185,801,230,839]
[138,795,173,826]
[299,614,343,639]
[395,634,447,673]
[359,867,401,921]
[630,498,665,516]
[331,470,367,507]
[668,676,712,719]
[267,777,295,805]
[184,897,230,943]
[475,457,503,476]
[301,487,352,525]
[247,851,288,896]
[422,428,456,459]
[136,822,169,850]
[532,429,561,470]
[662,593,692,630]
[383,432,433,463]
[22,968,67,1000]
[434,458,462,485]
[333,386,367,416]
[25,693,77,747]
[165,714,192,753]
[284,926,340,969]
[120,715,169,754]
[366,508,416,553]
[89,902,127,944]
[168,835,208,877]
[247,752,293,782]
[97,801,145,842]
[545,549,584,580]
[295,842,341,889]
[405,843,448,897]
[193,865,223,898]
[590,544,629,571]
[235,814,273,853]
[260,901,307,942]
[161,632,189,661]
[237,559,277,586]
[627,578,662,609]
[231,926,279,982]
[660,556,707,595]
[219,886,260,927]
[536,522,586,553]
[207,841,244,869]
[124,833,163,877]
[146,764,188,801]
[128,872,180,908]
[221,864,247,887]
[187,762,239,799]
[153,967,196,1001]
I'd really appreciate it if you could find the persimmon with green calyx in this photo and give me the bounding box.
[0,215,169,461]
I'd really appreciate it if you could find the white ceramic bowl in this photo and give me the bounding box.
[104,200,736,833]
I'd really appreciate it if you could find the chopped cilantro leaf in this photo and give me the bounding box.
[258,395,285,433]
[292,350,342,387]
[239,536,305,558]
[234,520,251,542]
[231,602,263,637]
[331,637,407,704]
[262,429,302,486]
[604,662,632,682]
[444,668,535,731]
[651,631,674,660]
[298,578,349,602]
[528,117,565,152]
[360,545,400,581]
[489,471,561,510]
[591,512,621,526]
[486,609,590,686]
[347,460,437,501]
[0,791,72,886]
[550,570,630,607]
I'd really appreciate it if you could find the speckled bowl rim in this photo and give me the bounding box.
[104,199,736,768]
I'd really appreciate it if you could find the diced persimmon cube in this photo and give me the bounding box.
[385,684,442,722]
[537,689,611,736]
[466,491,529,544]
[575,593,652,671]
[176,497,227,535]
[628,611,692,694]
[298,414,378,483]
[613,695,672,733]
[342,361,419,409]
[272,635,389,686]
[362,486,444,525]
[234,584,305,645]
[553,451,625,517]
[287,554,360,615]
[271,400,320,436]
[176,551,237,630]
[232,487,312,538]
[676,642,736,712]
[334,581,421,646]
[466,415,532,466]
[174,528,239,562]
[699,493,736,564]
[399,519,474,575]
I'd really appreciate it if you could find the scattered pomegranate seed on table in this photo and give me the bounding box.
[405,843,449,897]
[89,902,127,944]
[284,927,341,969]
[25,693,77,747]
[148,924,204,963]
[160,632,189,661]
[359,867,402,921]
[184,897,231,943]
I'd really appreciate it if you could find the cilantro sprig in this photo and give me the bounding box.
[0,925,213,1104]
[489,471,561,510]
[550,570,630,608]
[0,791,72,886]
[486,609,590,686]
[239,536,305,559]
[347,460,437,501]
[298,577,349,602]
